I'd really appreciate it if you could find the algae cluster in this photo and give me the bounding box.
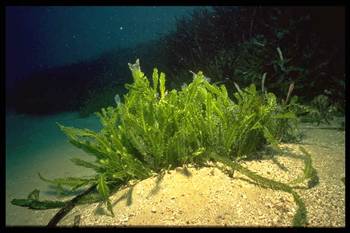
[12,60,318,227]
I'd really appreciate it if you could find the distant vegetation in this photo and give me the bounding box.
[9,6,345,121]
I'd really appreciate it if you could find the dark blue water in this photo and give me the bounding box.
[6,6,202,91]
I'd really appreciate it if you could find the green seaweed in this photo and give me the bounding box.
[96,174,114,217]
[12,59,316,226]
[11,189,66,210]
[11,198,66,210]
[11,183,122,211]
[38,173,95,194]
[289,146,319,188]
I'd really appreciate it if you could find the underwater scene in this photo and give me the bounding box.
[5,6,345,227]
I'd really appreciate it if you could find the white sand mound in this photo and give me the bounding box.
[59,151,304,227]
